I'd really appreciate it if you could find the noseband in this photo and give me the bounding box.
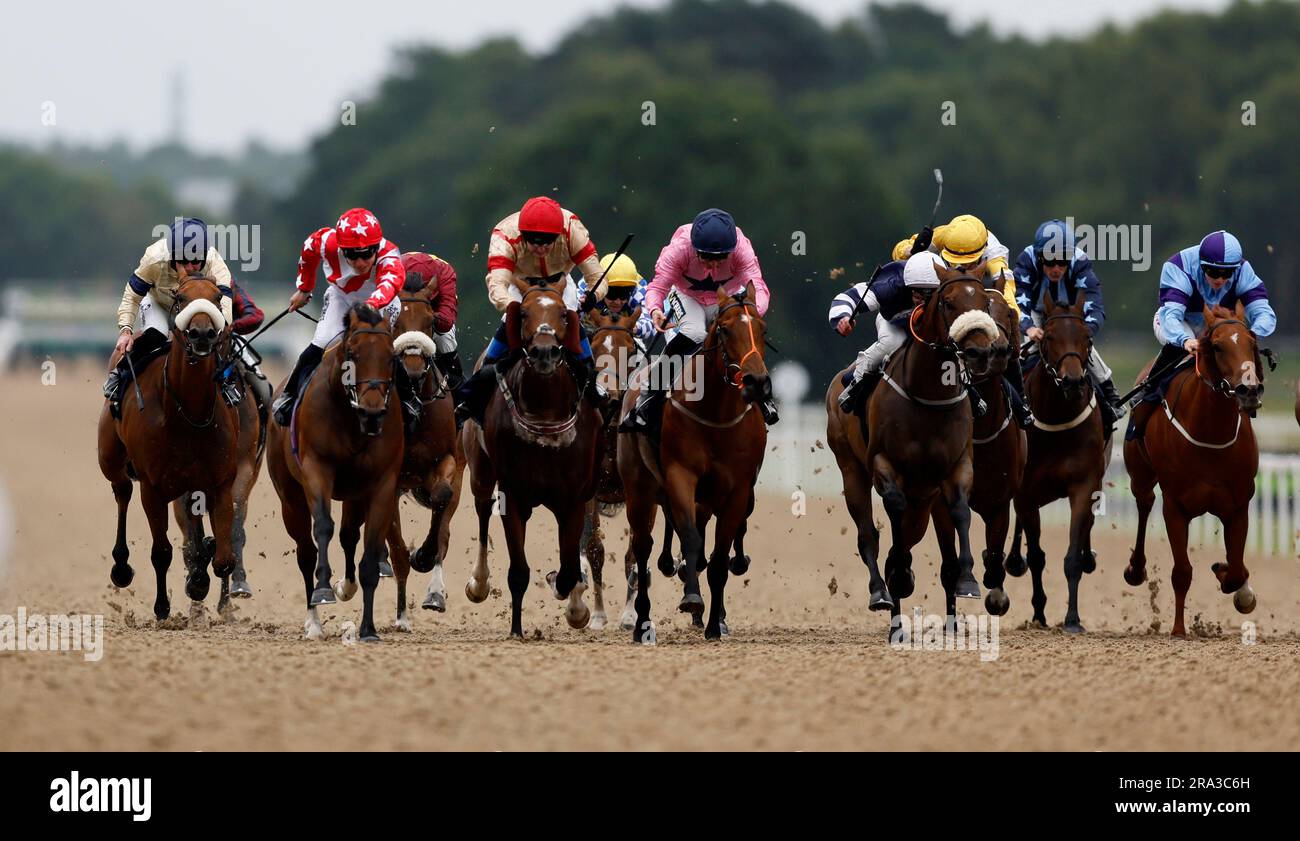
[345,327,394,412]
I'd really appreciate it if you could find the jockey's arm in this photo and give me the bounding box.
[982,230,1018,318]
[828,281,877,332]
[1076,257,1106,337]
[485,229,519,313]
[116,273,151,333]
[365,253,405,309]
[1011,250,1037,335]
[569,214,604,308]
[293,228,328,308]
[230,281,265,335]
[1237,262,1277,338]
[431,257,458,334]
[1157,261,1196,348]
[732,239,770,315]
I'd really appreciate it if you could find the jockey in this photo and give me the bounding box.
[580,253,652,338]
[398,251,463,392]
[894,214,1033,427]
[454,196,608,427]
[103,217,237,414]
[271,207,405,426]
[619,208,778,432]
[1013,219,1123,431]
[1128,230,1277,438]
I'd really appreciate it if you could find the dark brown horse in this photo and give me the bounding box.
[1124,303,1264,635]
[619,284,770,642]
[583,306,643,630]
[461,276,603,638]
[932,290,1026,618]
[1006,291,1108,633]
[97,275,241,620]
[266,304,404,642]
[388,277,466,628]
[826,262,998,638]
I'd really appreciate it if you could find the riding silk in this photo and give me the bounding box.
[827,259,913,328]
[1012,246,1106,337]
[117,237,234,330]
[645,223,770,317]
[295,225,406,309]
[486,208,604,313]
[1156,246,1276,347]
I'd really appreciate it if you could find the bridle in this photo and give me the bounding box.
[703,297,765,388]
[1038,311,1092,389]
[907,276,988,361]
[395,293,448,398]
[345,327,395,413]
[1193,318,1263,397]
[163,290,229,427]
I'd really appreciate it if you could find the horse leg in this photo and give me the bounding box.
[334,500,362,602]
[302,465,338,606]
[465,492,494,603]
[1061,484,1096,634]
[665,467,705,619]
[502,498,532,639]
[108,475,135,588]
[840,457,887,610]
[624,481,658,643]
[655,503,677,578]
[357,479,398,643]
[1124,453,1156,587]
[386,505,412,631]
[704,516,740,641]
[229,441,258,600]
[874,457,914,640]
[207,482,237,584]
[1215,507,1255,614]
[941,468,981,602]
[686,508,712,627]
[280,480,322,639]
[139,482,173,621]
[1004,517,1027,577]
[729,510,751,576]
[581,499,607,630]
[1016,498,1049,627]
[549,502,591,630]
[931,506,960,623]
[173,496,211,606]
[1162,498,1193,637]
[982,505,1012,617]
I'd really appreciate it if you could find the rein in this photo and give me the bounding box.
[495,365,580,437]
[161,351,219,428]
[1161,319,1255,449]
[1039,312,1092,388]
[701,298,765,389]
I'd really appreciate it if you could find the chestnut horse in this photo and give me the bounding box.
[1006,291,1109,633]
[1123,303,1265,635]
[826,263,998,638]
[619,284,770,642]
[388,277,466,628]
[267,304,404,642]
[97,276,240,620]
[932,290,1026,619]
[461,276,603,638]
[583,306,644,630]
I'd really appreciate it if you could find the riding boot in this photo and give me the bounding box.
[436,351,465,393]
[243,365,272,420]
[273,344,324,427]
[837,370,883,415]
[759,396,780,425]
[454,351,516,430]
[1095,377,1121,433]
[968,387,989,419]
[619,333,699,433]
[570,353,608,407]
[103,328,170,417]
[1002,376,1034,428]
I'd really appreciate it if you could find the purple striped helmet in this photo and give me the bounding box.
[1198,230,1243,269]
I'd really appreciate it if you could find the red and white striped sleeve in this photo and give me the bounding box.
[296,227,330,293]
[366,243,406,308]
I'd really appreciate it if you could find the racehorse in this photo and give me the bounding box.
[619,283,770,642]
[461,275,604,638]
[97,275,241,620]
[1006,291,1108,633]
[1123,303,1265,635]
[826,262,999,638]
[932,290,1025,619]
[266,304,404,642]
[388,277,466,628]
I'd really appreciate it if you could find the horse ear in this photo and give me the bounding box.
[743,280,755,301]
[629,305,642,324]
[970,259,988,278]
[716,285,731,306]
[934,263,957,284]
[552,274,568,297]
[177,263,190,281]
[1235,299,1247,321]
[1041,289,1056,315]
[511,275,530,296]
[1203,304,1215,324]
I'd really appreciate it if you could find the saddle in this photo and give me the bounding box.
[106,329,171,419]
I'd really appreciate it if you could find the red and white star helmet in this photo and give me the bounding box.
[335,208,383,249]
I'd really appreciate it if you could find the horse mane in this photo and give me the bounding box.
[350,303,384,326]
[402,272,427,293]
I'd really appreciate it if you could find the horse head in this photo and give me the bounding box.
[1199,302,1263,413]
[392,273,439,383]
[929,261,998,380]
[588,305,641,401]
[983,289,1017,377]
[343,303,396,437]
[170,270,228,360]
[1039,287,1092,400]
[512,274,569,376]
[709,282,771,407]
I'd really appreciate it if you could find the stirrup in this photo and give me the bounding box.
[272,393,294,427]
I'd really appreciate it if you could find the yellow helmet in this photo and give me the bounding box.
[600,253,641,288]
[939,214,988,265]
[891,236,917,263]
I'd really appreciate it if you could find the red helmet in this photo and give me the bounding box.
[518,196,564,235]
[335,208,383,249]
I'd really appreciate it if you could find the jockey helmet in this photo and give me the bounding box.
[1033,219,1076,262]
[903,252,943,289]
[519,196,565,235]
[892,236,916,262]
[600,253,640,290]
[1198,230,1243,269]
[168,217,209,264]
[940,214,988,265]
[690,208,737,255]
[336,208,383,249]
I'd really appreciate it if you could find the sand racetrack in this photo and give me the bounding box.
[1,362,1298,751]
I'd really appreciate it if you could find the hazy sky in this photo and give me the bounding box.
[3,0,1228,154]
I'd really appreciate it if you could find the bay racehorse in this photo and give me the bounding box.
[97,275,241,620]
[583,306,644,630]
[826,262,999,638]
[461,275,603,638]
[1006,291,1109,633]
[1123,303,1266,635]
[388,277,466,628]
[931,289,1025,619]
[267,304,404,642]
[619,283,770,642]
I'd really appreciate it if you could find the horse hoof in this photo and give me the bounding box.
[589,611,607,631]
[229,578,252,598]
[422,591,447,612]
[185,572,211,602]
[619,607,637,631]
[1233,584,1256,614]
[678,594,705,617]
[1063,621,1087,635]
[1082,551,1097,575]
[1004,552,1027,577]
[891,571,916,601]
[360,631,382,643]
[154,604,170,621]
[378,560,394,579]
[984,589,1010,616]
[310,586,337,606]
[719,619,730,637]
[392,616,413,632]
[634,620,657,645]
[691,613,704,628]
[333,578,358,602]
[304,618,324,640]
[1123,563,1146,586]
[465,578,490,604]
[868,588,894,612]
[956,574,981,600]
[110,564,134,589]
[729,554,751,576]
[705,626,723,641]
[410,547,435,574]
[657,555,676,578]
[566,605,591,630]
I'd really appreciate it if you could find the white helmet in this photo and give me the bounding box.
[903,252,942,289]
